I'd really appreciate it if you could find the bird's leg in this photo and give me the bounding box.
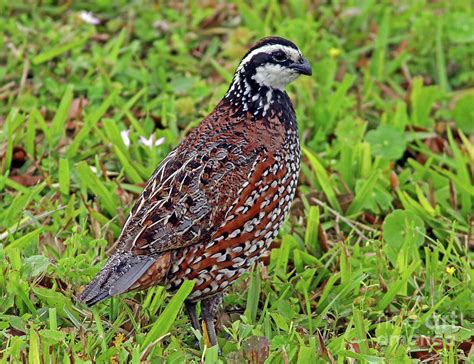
[200,293,223,349]
[184,300,201,332]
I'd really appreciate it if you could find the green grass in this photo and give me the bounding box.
[1,1,473,363]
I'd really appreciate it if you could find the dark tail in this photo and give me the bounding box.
[78,251,156,306]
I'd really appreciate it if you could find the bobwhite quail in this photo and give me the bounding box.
[79,36,312,348]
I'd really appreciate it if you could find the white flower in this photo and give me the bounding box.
[120,129,131,148]
[120,130,165,149]
[79,11,101,25]
[155,136,166,147]
[139,134,165,149]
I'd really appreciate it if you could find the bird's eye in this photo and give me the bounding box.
[273,51,286,62]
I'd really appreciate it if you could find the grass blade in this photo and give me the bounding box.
[304,206,320,255]
[1,108,20,174]
[32,33,91,64]
[435,17,449,91]
[346,170,379,216]
[28,328,41,364]
[50,85,74,146]
[141,280,195,349]
[77,161,116,215]
[59,158,70,196]
[303,147,342,212]
[67,85,122,158]
[4,229,42,252]
[244,265,261,323]
[375,260,419,311]
[352,307,370,355]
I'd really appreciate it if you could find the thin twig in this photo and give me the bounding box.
[0,205,66,241]
[19,58,30,95]
[310,198,378,241]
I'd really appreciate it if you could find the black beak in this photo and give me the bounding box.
[291,57,312,76]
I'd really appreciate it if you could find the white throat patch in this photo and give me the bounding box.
[251,63,300,90]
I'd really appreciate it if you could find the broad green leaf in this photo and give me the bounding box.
[22,255,49,278]
[366,125,406,161]
[452,94,474,134]
[297,345,315,363]
[335,117,367,144]
[32,287,75,316]
[382,209,425,266]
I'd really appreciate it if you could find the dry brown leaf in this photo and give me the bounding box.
[11,146,27,168]
[242,336,270,364]
[319,224,329,252]
[411,336,473,361]
[9,174,42,186]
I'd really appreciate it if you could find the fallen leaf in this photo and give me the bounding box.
[199,3,237,29]
[319,224,329,252]
[449,179,457,210]
[67,97,88,124]
[356,56,369,69]
[9,174,42,186]
[363,212,378,225]
[242,336,270,364]
[11,146,27,168]
[349,340,361,354]
[66,97,89,132]
[337,192,353,213]
[153,20,171,34]
[91,33,110,42]
[376,81,402,100]
[379,274,387,293]
[411,336,474,361]
[317,329,335,362]
[7,328,25,337]
[390,171,399,190]
[392,40,409,57]
[335,62,347,82]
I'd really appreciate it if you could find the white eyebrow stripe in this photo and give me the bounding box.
[237,44,300,71]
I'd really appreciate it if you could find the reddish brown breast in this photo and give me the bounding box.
[165,115,301,300]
